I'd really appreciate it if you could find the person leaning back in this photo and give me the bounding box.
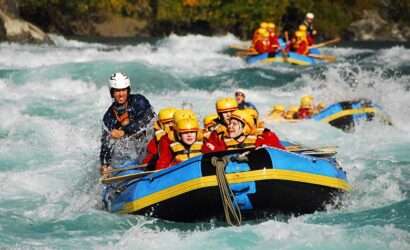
[100,72,155,177]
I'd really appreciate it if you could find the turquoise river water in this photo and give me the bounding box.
[0,34,409,249]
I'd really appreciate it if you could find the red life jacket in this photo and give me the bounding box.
[297,108,313,119]
[268,33,280,53]
[254,39,270,54]
[296,40,309,55]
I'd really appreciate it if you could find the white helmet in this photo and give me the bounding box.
[306,12,314,19]
[109,72,130,89]
[235,88,246,97]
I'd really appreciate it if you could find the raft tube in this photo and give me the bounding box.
[102,147,350,222]
[312,99,391,131]
[246,38,322,65]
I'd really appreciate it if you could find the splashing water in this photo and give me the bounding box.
[0,34,409,249]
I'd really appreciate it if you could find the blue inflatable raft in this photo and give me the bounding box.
[245,38,323,65]
[246,48,322,65]
[312,99,392,131]
[102,147,350,223]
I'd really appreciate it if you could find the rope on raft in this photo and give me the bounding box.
[211,156,242,226]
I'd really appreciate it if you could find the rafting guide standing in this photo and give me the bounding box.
[100,72,155,177]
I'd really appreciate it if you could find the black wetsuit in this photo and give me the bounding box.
[238,101,258,112]
[100,94,155,165]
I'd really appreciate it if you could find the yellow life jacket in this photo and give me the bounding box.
[170,141,203,163]
[256,127,265,136]
[155,129,166,141]
[224,135,257,150]
[202,128,212,140]
[214,123,228,138]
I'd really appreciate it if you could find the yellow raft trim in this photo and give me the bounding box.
[121,169,351,214]
[261,57,311,66]
[320,107,376,123]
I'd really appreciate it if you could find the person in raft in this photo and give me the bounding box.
[100,72,155,177]
[202,113,219,139]
[296,95,315,119]
[212,97,239,138]
[155,117,203,170]
[142,107,177,168]
[235,89,257,111]
[203,109,285,153]
[302,12,317,46]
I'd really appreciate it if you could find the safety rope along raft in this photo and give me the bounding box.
[211,156,242,226]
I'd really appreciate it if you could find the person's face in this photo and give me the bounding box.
[163,121,174,131]
[306,18,313,24]
[180,132,197,145]
[221,111,232,125]
[228,119,243,138]
[235,93,245,104]
[113,88,128,105]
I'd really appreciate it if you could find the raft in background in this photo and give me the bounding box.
[246,48,322,66]
[312,98,392,131]
[243,37,326,66]
[102,147,350,223]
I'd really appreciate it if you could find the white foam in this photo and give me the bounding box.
[100,217,410,250]
[376,46,410,67]
[49,34,108,49]
[0,34,246,76]
[1,36,410,248]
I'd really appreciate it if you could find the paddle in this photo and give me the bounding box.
[307,53,337,62]
[100,169,160,185]
[236,50,258,57]
[229,43,252,51]
[107,163,148,174]
[286,145,338,153]
[308,37,341,49]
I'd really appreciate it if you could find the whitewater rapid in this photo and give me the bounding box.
[0,34,409,249]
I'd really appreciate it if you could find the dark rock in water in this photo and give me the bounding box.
[348,10,410,41]
[0,8,53,44]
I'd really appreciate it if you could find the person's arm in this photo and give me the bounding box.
[202,131,226,153]
[256,129,285,150]
[123,95,155,135]
[142,137,158,165]
[100,110,116,167]
[155,136,174,170]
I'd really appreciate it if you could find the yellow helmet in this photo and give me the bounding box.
[300,95,313,108]
[288,105,299,113]
[273,104,285,112]
[158,107,177,124]
[256,28,265,35]
[267,22,275,29]
[203,113,218,129]
[298,24,307,32]
[173,109,197,122]
[230,110,256,135]
[260,22,269,29]
[216,97,238,113]
[295,31,304,38]
[176,118,200,134]
[317,102,326,109]
[260,29,269,37]
[244,108,259,121]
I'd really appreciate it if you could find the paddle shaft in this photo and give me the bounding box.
[107,163,148,173]
[287,145,338,153]
[307,53,336,62]
[100,169,160,185]
[309,37,341,49]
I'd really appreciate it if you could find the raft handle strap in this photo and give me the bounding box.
[211,156,242,226]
